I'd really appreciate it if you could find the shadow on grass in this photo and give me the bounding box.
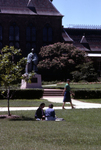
[0,115,36,121]
[9,116,36,121]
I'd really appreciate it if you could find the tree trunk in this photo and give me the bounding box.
[7,89,10,116]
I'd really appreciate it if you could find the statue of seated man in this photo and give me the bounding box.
[25,48,38,74]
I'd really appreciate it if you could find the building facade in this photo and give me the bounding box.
[64,27,101,76]
[1,0,101,76]
[0,0,63,56]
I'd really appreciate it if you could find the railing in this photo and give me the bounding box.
[66,24,101,29]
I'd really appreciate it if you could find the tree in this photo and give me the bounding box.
[0,46,26,116]
[71,61,98,82]
[38,42,86,81]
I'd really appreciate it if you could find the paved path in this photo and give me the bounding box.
[0,96,101,111]
[43,96,101,109]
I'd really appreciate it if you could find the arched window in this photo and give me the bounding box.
[9,23,19,48]
[0,25,2,49]
[43,24,53,46]
[26,24,36,53]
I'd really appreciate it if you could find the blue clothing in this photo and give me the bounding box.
[45,108,55,117]
[45,108,56,120]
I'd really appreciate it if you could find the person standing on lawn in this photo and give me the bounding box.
[62,79,74,109]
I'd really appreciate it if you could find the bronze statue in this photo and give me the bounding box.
[25,48,38,74]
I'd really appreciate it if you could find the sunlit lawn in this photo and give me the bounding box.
[1,82,101,90]
[0,82,101,150]
[78,99,101,103]
[57,82,101,89]
[0,99,68,107]
[0,109,101,150]
[0,98,101,108]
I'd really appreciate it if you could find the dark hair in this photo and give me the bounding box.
[67,79,70,82]
[49,104,53,108]
[40,103,45,107]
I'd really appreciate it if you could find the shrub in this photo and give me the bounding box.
[0,89,44,99]
[38,42,85,81]
[72,89,101,99]
[72,61,98,82]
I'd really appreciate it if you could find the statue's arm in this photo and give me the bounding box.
[32,53,38,61]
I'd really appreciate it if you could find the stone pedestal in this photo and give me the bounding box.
[20,74,42,89]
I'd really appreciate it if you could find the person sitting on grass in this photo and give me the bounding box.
[45,104,56,121]
[35,103,45,120]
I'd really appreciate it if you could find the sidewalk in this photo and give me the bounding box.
[43,96,101,109]
[0,96,101,112]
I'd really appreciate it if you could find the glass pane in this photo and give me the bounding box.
[15,42,19,48]
[26,27,30,41]
[0,42,2,49]
[15,26,19,41]
[32,43,36,50]
[9,42,14,46]
[43,27,47,42]
[43,43,47,46]
[32,27,36,41]
[9,26,14,41]
[26,43,31,54]
[48,27,52,42]
[0,26,2,40]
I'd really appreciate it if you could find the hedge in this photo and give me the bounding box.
[72,89,101,99]
[0,89,44,99]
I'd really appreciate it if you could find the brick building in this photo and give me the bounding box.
[0,0,63,56]
[64,27,101,76]
[0,0,101,75]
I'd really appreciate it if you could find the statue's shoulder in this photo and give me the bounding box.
[28,52,33,57]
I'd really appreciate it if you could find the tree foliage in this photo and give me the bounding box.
[0,46,26,115]
[38,42,97,81]
[71,61,98,82]
[38,42,87,81]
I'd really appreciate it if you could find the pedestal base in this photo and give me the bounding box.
[20,74,42,89]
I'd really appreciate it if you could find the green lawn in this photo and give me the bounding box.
[1,82,101,90]
[0,99,101,107]
[0,99,66,107]
[0,99,52,107]
[0,98,101,108]
[0,109,101,150]
[57,82,101,89]
[78,99,101,103]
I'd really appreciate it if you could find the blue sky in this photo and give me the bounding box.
[53,0,101,27]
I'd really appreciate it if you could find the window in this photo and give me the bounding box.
[0,25,2,49]
[97,60,101,77]
[43,24,53,46]
[26,24,36,53]
[9,23,19,48]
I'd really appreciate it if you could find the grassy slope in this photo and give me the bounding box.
[0,109,101,150]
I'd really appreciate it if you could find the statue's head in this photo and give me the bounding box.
[31,48,35,53]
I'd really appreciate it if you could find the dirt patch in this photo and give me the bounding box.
[0,115,20,119]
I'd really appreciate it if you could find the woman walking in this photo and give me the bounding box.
[62,79,74,109]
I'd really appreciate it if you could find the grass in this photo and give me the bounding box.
[0,99,71,107]
[42,82,101,90]
[78,99,101,103]
[0,98,101,108]
[0,109,101,150]
[57,82,101,89]
[1,82,101,90]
